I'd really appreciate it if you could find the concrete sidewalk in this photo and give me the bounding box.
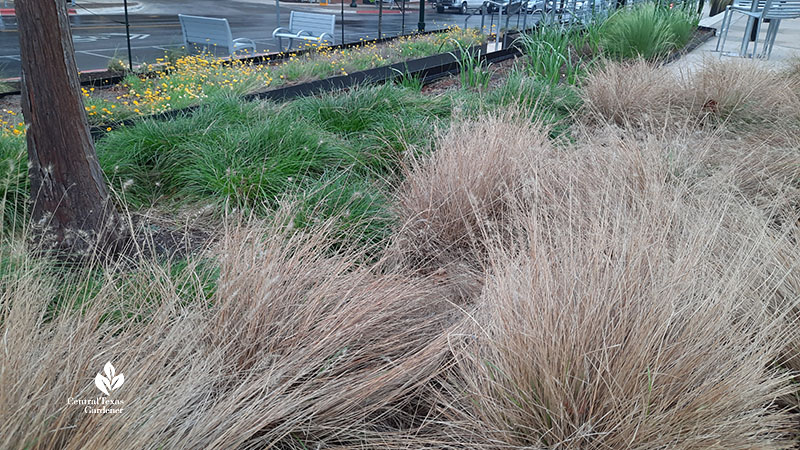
[669,8,800,71]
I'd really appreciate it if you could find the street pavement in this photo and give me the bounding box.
[0,0,505,76]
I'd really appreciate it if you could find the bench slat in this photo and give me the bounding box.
[179,14,255,56]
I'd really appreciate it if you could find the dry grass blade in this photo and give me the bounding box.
[0,212,453,449]
[435,122,799,448]
[392,110,551,301]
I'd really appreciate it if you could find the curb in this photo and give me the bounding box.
[0,8,77,16]
[662,25,717,66]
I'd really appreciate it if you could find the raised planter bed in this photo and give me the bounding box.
[84,23,714,138]
[86,40,516,138]
[0,28,458,98]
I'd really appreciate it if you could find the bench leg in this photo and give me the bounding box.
[288,38,294,50]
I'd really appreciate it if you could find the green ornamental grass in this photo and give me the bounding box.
[600,3,700,60]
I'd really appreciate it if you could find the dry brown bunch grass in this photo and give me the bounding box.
[2,57,800,450]
[581,58,800,136]
[391,110,551,300]
[581,59,685,127]
[0,215,454,449]
[431,117,800,448]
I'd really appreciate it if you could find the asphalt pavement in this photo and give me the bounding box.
[0,0,506,76]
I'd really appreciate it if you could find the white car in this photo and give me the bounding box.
[434,0,487,14]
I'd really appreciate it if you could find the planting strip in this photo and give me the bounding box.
[88,38,523,139]
[0,28,455,98]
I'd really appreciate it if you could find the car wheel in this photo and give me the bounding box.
[436,4,445,12]
[460,2,468,13]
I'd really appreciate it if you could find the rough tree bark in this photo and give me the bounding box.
[17,0,123,255]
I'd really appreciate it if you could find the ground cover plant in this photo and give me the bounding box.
[3,11,800,449]
[91,84,455,249]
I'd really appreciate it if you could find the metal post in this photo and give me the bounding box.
[341,0,346,43]
[123,0,133,71]
[418,0,425,31]
[378,0,383,37]
[276,0,282,35]
[522,0,528,30]
[496,1,502,49]
[401,0,406,34]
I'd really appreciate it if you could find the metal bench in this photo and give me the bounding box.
[272,11,335,50]
[178,14,256,57]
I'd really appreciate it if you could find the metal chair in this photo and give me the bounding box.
[715,0,767,55]
[716,0,800,58]
[759,0,800,58]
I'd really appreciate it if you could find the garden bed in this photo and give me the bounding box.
[5,2,800,448]
[0,27,485,136]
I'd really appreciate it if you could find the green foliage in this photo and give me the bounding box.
[451,40,493,91]
[0,135,28,234]
[392,68,424,92]
[600,3,700,60]
[284,84,453,174]
[107,56,128,73]
[487,67,581,137]
[290,171,394,248]
[0,80,13,95]
[98,97,355,212]
[97,85,453,241]
[516,25,599,85]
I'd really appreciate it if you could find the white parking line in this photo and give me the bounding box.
[77,50,113,59]
[0,43,186,60]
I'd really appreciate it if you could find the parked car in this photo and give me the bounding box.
[434,0,486,14]
[486,0,530,13]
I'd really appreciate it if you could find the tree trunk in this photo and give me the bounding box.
[17,0,123,256]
